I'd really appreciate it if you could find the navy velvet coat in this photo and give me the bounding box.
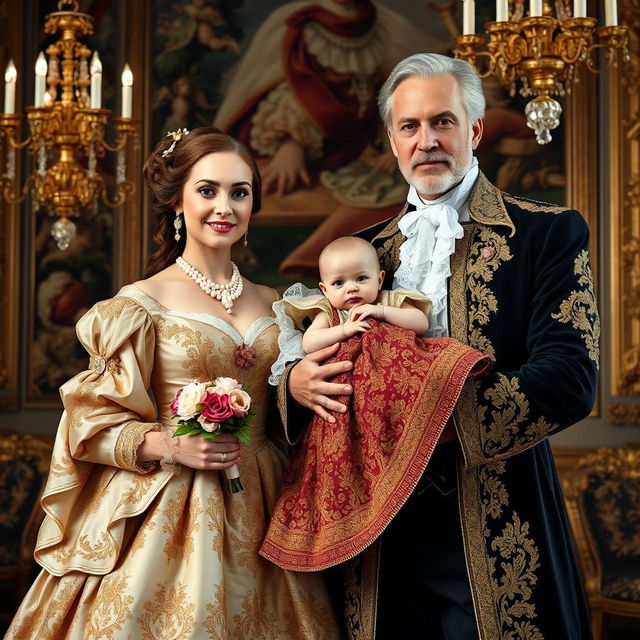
[278,172,599,639]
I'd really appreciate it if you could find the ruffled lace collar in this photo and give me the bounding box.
[393,158,479,337]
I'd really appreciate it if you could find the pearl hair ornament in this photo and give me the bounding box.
[162,128,190,158]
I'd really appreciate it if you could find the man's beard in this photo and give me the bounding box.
[402,150,471,198]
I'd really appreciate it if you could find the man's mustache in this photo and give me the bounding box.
[411,153,451,169]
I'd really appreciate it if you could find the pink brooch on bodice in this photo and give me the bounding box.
[235,343,257,369]
[480,246,496,259]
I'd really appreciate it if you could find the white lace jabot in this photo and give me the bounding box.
[393,158,479,337]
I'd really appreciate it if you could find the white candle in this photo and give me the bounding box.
[605,0,618,26]
[90,52,102,109]
[529,0,543,17]
[496,0,509,21]
[463,0,475,34]
[4,59,17,114]
[573,0,587,18]
[121,63,133,118]
[34,52,47,108]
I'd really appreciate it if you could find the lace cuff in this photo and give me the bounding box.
[250,83,324,160]
[269,283,322,386]
[114,421,162,473]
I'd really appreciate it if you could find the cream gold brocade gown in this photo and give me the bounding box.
[6,285,339,640]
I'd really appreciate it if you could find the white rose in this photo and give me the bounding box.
[229,389,251,417]
[211,377,242,395]
[197,414,219,433]
[177,381,207,419]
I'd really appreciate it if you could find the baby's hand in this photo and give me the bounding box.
[350,304,384,322]
[343,308,371,338]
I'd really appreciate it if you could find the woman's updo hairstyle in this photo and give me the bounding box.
[143,126,262,277]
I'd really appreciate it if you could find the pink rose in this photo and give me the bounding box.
[201,391,234,422]
[170,388,182,416]
[228,389,251,417]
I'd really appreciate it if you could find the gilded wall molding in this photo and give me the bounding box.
[610,0,640,399]
[0,0,22,401]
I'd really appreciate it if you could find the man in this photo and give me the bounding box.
[277,53,598,639]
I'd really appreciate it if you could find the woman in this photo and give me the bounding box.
[7,127,339,639]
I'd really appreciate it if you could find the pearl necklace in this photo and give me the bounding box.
[176,257,243,314]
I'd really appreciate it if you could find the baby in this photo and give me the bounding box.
[261,236,489,573]
[303,236,430,352]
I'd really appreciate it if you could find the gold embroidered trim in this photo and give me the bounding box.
[467,228,513,361]
[114,421,161,473]
[468,172,516,237]
[480,375,558,459]
[278,361,298,445]
[343,542,380,640]
[503,193,569,214]
[551,249,600,367]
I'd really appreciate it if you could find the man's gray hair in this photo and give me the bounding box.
[378,53,486,129]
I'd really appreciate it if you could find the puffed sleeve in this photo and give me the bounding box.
[455,210,600,467]
[379,288,433,319]
[61,295,161,473]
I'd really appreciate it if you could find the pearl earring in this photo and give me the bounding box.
[174,212,183,242]
[243,231,248,248]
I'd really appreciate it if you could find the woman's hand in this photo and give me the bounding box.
[289,343,353,423]
[173,433,241,471]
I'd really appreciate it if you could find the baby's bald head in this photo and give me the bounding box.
[318,236,385,310]
[318,237,381,281]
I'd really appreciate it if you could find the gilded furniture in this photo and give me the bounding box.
[561,445,640,639]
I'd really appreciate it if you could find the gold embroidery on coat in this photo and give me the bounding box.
[491,514,542,639]
[86,573,134,639]
[138,581,197,639]
[467,228,513,361]
[502,193,569,214]
[551,249,600,367]
[481,375,557,458]
[462,226,546,639]
[468,172,516,237]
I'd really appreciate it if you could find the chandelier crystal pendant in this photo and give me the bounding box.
[454,0,629,144]
[0,0,137,250]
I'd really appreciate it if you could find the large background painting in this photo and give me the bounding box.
[150,0,566,288]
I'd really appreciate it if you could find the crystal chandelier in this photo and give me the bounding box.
[454,0,629,144]
[0,0,137,250]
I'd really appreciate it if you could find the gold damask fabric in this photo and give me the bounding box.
[6,286,339,640]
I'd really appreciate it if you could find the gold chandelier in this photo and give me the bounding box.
[0,0,137,250]
[454,0,629,144]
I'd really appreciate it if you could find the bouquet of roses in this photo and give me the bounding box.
[170,377,252,493]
